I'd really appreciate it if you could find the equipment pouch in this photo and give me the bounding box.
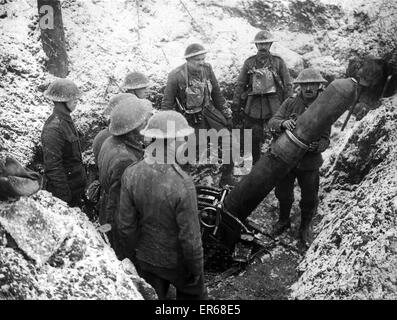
[252,67,277,95]
[186,80,205,110]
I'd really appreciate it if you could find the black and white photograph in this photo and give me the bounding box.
[0,0,396,307]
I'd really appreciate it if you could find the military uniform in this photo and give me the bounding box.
[162,62,235,184]
[118,157,207,300]
[41,103,87,207]
[162,62,231,126]
[92,128,111,166]
[268,93,330,234]
[98,135,144,258]
[233,53,293,164]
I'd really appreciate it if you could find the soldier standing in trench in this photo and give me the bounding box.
[90,93,135,226]
[97,97,152,258]
[118,111,207,300]
[268,68,330,250]
[161,44,237,187]
[41,78,87,208]
[92,93,135,166]
[232,30,293,165]
[93,72,152,165]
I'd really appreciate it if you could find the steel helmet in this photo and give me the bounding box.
[104,93,135,117]
[140,110,194,139]
[44,78,81,102]
[293,68,327,84]
[252,30,276,44]
[184,43,207,59]
[122,72,151,90]
[109,96,153,136]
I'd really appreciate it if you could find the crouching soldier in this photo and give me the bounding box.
[118,111,207,300]
[98,96,152,258]
[161,44,237,187]
[233,30,293,165]
[268,68,330,250]
[41,79,87,207]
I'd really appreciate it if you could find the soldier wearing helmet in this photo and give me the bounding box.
[118,110,207,300]
[268,68,330,250]
[41,78,87,207]
[122,72,151,99]
[98,96,153,257]
[92,93,135,166]
[161,43,237,187]
[232,30,293,165]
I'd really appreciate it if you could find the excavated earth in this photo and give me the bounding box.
[1,0,396,300]
[0,191,156,300]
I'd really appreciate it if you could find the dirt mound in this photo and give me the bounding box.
[290,95,397,299]
[317,0,397,64]
[0,1,51,166]
[0,191,155,300]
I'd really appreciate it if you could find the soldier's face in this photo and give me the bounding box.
[256,43,272,53]
[300,83,321,100]
[134,87,149,99]
[187,54,206,71]
[66,99,78,112]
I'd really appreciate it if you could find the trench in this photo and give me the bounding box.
[23,81,307,299]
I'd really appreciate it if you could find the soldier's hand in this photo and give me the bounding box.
[308,141,319,152]
[281,119,296,131]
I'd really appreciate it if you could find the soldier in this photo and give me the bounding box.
[161,43,236,187]
[41,79,87,207]
[122,72,151,99]
[92,93,135,166]
[268,68,329,250]
[233,30,293,165]
[118,110,207,300]
[98,96,152,258]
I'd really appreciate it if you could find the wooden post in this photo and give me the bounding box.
[37,0,69,77]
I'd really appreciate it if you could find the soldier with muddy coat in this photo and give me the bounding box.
[161,44,237,187]
[233,30,293,165]
[268,68,330,249]
[92,93,135,166]
[98,97,152,258]
[93,73,151,165]
[41,79,87,208]
[118,111,207,300]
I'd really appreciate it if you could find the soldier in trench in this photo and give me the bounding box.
[92,93,136,166]
[161,43,237,188]
[232,30,293,165]
[97,97,153,258]
[122,71,152,99]
[268,68,330,250]
[41,79,87,208]
[90,93,135,225]
[118,110,207,300]
[93,72,152,166]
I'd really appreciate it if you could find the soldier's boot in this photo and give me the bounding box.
[298,210,314,251]
[219,163,238,188]
[271,202,292,237]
